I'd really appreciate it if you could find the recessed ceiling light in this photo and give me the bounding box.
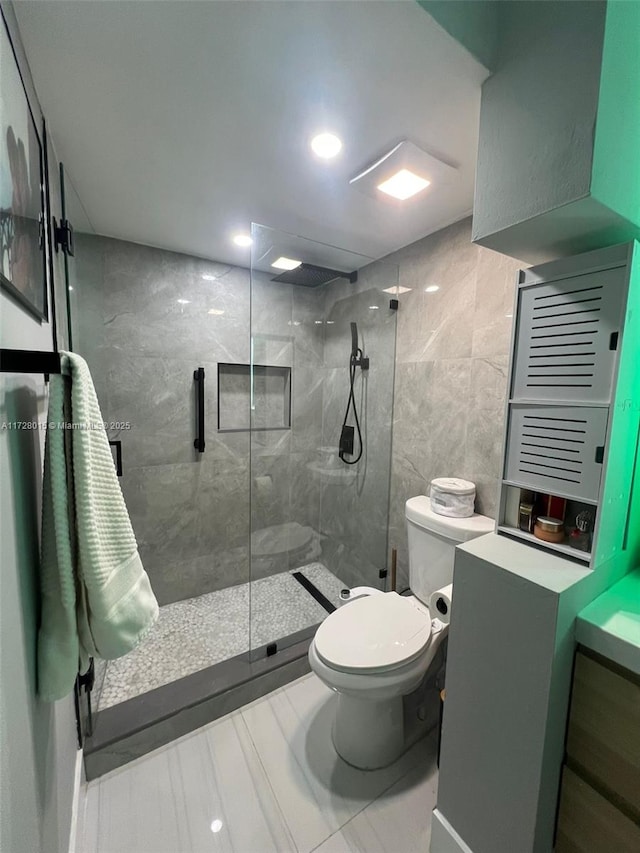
[232,234,252,247]
[177,298,191,304]
[210,819,223,834]
[326,321,335,325]
[208,308,225,316]
[369,305,379,310]
[202,273,217,281]
[271,256,302,271]
[314,320,323,325]
[311,132,342,159]
[425,285,439,293]
[383,285,412,295]
[377,169,430,201]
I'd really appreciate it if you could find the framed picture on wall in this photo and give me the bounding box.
[0,14,47,322]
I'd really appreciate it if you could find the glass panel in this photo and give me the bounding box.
[68,188,252,715]
[249,223,398,655]
[59,168,102,737]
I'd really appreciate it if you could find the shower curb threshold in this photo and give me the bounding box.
[83,629,314,780]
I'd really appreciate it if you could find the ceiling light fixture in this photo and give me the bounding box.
[208,308,225,316]
[202,273,217,281]
[377,168,430,201]
[271,256,302,271]
[369,305,379,310]
[425,285,440,293]
[232,234,252,247]
[177,298,191,304]
[383,285,412,295]
[350,140,455,202]
[311,132,342,159]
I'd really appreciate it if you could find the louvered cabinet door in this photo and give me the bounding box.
[511,266,628,404]
[504,405,608,502]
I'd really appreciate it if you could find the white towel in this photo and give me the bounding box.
[38,351,158,701]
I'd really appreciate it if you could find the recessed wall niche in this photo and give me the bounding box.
[217,363,291,432]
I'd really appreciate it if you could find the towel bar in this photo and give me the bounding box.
[0,348,62,375]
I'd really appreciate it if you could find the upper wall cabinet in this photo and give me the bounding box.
[511,264,628,405]
[472,1,640,264]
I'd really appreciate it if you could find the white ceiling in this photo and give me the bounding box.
[15,0,488,268]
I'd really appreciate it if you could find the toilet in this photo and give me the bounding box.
[308,495,494,769]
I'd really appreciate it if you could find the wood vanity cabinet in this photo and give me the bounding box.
[555,649,640,852]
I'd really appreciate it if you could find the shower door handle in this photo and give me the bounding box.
[193,367,205,452]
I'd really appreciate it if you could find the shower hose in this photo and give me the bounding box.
[339,349,364,465]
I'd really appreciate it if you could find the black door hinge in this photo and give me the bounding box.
[109,440,123,476]
[53,217,75,256]
[78,657,95,694]
[77,657,95,739]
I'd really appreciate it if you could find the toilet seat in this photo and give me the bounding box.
[314,592,433,674]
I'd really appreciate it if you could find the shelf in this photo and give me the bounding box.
[306,462,357,484]
[497,525,591,564]
[218,362,291,431]
[502,480,599,507]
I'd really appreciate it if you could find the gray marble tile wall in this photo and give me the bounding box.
[249,273,325,580]
[316,265,399,590]
[382,217,523,589]
[73,234,254,605]
[72,236,327,606]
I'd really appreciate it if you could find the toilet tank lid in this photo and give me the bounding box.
[405,496,494,542]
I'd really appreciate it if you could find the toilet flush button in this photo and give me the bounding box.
[340,589,350,600]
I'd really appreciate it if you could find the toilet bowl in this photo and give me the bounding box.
[309,591,447,769]
[309,495,494,770]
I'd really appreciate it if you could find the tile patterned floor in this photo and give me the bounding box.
[98,563,347,709]
[77,672,439,853]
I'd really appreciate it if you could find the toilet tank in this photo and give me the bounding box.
[405,496,494,605]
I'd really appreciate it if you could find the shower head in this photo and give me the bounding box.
[271,263,358,287]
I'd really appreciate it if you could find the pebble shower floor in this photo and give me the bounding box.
[97,563,346,709]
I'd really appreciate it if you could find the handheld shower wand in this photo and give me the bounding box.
[350,322,359,359]
[348,322,369,369]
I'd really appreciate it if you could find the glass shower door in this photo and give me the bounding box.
[67,182,253,719]
[249,223,398,657]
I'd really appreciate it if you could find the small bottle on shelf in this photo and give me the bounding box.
[568,510,594,552]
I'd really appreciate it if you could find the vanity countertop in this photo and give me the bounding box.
[576,568,640,676]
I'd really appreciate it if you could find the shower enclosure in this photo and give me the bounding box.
[248,224,398,653]
[65,197,398,767]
